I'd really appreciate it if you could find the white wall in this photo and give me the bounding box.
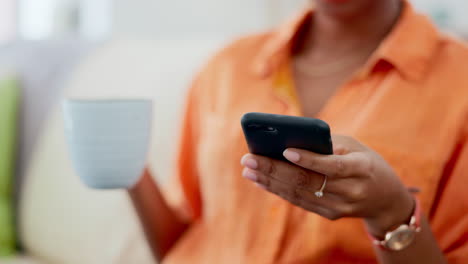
[112,0,305,39]
[18,0,113,40]
[16,0,468,41]
[79,0,113,39]
[18,0,57,39]
[412,0,468,35]
[111,0,468,39]
[0,0,16,43]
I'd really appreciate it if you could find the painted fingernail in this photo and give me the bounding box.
[283,149,300,162]
[241,156,258,169]
[255,183,267,190]
[243,169,258,181]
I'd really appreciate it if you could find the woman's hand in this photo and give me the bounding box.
[128,169,189,261]
[241,135,414,237]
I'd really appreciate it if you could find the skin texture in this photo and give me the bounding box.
[293,0,401,117]
[313,0,390,18]
[128,169,188,261]
[241,136,446,263]
[241,135,414,232]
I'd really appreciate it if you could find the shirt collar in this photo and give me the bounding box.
[252,1,441,81]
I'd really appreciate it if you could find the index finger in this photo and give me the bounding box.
[283,149,365,177]
[241,153,324,190]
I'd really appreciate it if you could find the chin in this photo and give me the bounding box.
[313,0,376,17]
[322,0,353,3]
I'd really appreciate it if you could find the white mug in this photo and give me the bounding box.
[63,99,152,189]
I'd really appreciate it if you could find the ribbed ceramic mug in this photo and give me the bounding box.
[63,99,152,189]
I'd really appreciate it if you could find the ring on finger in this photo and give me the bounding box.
[314,175,328,198]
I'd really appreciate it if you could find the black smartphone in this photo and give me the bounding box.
[241,112,333,161]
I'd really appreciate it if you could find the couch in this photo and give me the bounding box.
[0,37,225,264]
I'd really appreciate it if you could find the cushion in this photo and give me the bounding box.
[0,75,19,256]
[19,38,224,264]
[0,39,96,216]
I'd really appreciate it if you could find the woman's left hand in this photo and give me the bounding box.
[241,135,415,237]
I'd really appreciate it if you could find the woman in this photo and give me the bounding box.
[129,0,468,263]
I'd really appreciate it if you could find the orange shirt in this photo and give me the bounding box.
[163,3,468,263]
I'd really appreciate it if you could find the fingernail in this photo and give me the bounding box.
[283,149,300,162]
[241,156,258,169]
[255,183,267,190]
[243,169,258,181]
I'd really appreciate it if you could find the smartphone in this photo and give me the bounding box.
[241,112,333,161]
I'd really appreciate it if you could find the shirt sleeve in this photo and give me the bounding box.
[163,74,204,223]
[431,121,468,263]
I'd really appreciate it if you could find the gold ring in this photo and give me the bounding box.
[314,175,327,198]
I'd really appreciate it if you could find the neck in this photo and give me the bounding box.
[299,0,402,57]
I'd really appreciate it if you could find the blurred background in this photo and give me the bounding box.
[0,0,467,264]
[1,0,468,43]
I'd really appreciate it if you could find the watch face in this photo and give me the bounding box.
[386,227,416,251]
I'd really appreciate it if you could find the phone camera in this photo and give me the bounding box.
[247,124,277,133]
[265,126,278,133]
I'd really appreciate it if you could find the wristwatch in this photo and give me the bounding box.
[369,197,422,251]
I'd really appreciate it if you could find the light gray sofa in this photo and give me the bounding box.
[0,39,96,264]
[0,37,224,264]
[0,39,96,201]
